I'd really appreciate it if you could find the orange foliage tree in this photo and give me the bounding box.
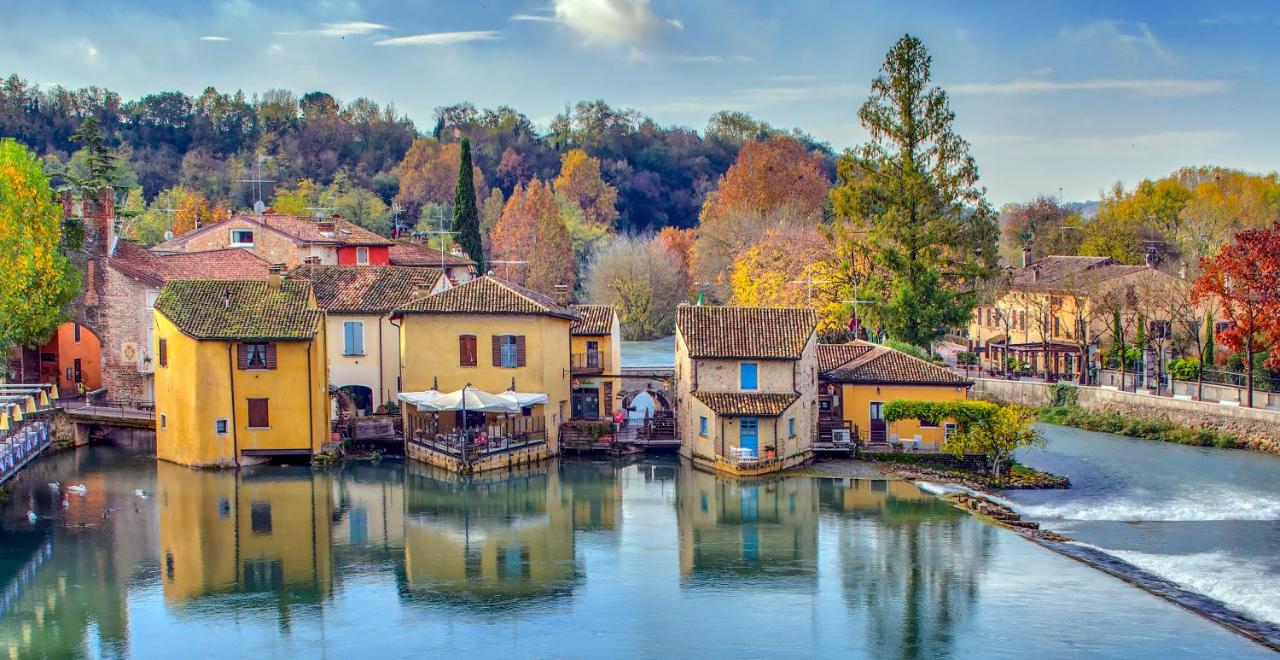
[490,179,575,295]
[394,139,485,223]
[553,149,618,227]
[728,225,844,332]
[1191,222,1280,407]
[656,226,694,287]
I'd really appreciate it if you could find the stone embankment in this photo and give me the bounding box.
[947,491,1070,542]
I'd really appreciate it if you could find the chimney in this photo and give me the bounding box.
[1145,246,1159,268]
[224,290,233,309]
[1032,266,1041,283]
[449,244,465,257]
[268,264,283,291]
[554,284,570,307]
[1022,246,1033,268]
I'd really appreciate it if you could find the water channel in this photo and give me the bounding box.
[0,441,1272,658]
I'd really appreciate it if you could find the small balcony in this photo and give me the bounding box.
[570,351,608,375]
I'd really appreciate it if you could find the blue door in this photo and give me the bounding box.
[740,417,758,454]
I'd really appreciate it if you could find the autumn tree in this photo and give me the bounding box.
[830,34,998,349]
[394,138,484,223]
[1000,196,1083,262]
[728,225,844,332]
[693,201,815,301]
[479,186,505,260]
[452,138,484,270]
[490,179,574,295]
[656,226,695,290]
[0,139,79,357]
[698,135,828,229]
[583,235,688,340]
[553,149,618,227]
[1191,223,1280,407]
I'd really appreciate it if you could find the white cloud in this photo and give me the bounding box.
[950,78,1230,97]
[1059,20,1175,66]
[550,0,677,44]
[266,43,285,55]
[277,21,388,37]
[200,35,231,42]
[511,13,558,23]
[374,31,500,47]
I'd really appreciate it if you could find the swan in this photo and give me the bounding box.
[66,484,87,495]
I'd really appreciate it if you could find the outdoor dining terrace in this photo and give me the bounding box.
[404,410,547,459]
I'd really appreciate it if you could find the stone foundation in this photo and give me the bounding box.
[406,440,551,474]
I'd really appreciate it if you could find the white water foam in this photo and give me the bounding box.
[913,481,965,496]
[1070,542,1280,626]
[1003,494,1280,522]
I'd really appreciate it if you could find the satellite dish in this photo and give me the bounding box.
[164,231,174,241]
[254,200,266,215]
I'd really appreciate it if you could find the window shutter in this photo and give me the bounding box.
[247,398,269,428]
[492,335,502,367]
[265,343,277,370]
[460,335,476,367]
[353,323,363,354]
[158,338,168,367]
[515,335,526,367]
[237,344,248,370]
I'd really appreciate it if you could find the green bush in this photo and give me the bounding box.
[1048,382,1079,407]
[885,339,931,362]
[1037,406,1241,449]
[956,351,978,366]
[1167,358,1200,382]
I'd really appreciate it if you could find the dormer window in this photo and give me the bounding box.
[230,229,254,247]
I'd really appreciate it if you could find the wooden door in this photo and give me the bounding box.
[869,401,886,442]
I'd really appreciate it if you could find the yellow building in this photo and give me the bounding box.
[394,276,578,473]
[156,461,334,606]
[676,468,817,583]
[817,342,971,450]
[401,460,577,604]
[293,265,448,414]
[968,252,1192,381]
[568,304,622,420]
[675,305,818,476]
[153,275,329,467]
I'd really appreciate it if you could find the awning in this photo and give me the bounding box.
[398,387,548,414]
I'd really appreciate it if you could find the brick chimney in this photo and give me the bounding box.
[413,282,434,300]
[1022,246,1033,268]
[268,264,283,291]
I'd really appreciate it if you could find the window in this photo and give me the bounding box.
[238,343,274,370]
[699,416,708,436]
[356,247,369,265]
[247,398,270,428]
[230,229,254,246]
[944,423,957,441]
[493,335,524,368]
[158,337,168,367]
[343,321,365,356]
[740,363,759,390]
[215,419,228,435]
[160,414,166,429]
[459,334,477,367]
[250,502,272,534]
[918,417,938,428]
[788,417,795,437]
[73,323,81,342]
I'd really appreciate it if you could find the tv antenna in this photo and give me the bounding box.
[236,155,276,210]
[488,260,529,281]
[421,206,460,273]
[788,268,831,303]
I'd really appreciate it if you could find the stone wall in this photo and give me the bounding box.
[98,266,155,402]
[971,377,1280,452]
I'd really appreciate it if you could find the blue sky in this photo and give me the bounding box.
[4,0,1278,205]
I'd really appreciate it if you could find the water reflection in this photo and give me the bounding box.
[1,447,1273,658]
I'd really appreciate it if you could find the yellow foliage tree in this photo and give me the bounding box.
[553,149,618,227]
[728,225,845,333]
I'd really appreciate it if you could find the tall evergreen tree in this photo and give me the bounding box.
[830,34,998,348]
[68,116,118,191]
[452,137,484,272]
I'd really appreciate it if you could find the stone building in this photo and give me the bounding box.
[151,212,393,267]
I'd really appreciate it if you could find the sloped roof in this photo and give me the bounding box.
[290,265,444,314]
[677,306,816,360]
[396,276,579,320]
[692,392,799,417]
[155,280,321,341]
[817,343,874,375]
[110,241,271,287]
[569,304,615,336]
[153,213,392,251]
[388,242,477,267]
[821,343,970,386]
[1009,256,1147,293]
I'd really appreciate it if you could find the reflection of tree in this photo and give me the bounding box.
[836,480,994,660]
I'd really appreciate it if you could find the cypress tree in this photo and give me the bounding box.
[452,138,484,273]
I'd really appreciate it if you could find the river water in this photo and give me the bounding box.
[0,444,1271,658]
[1006,424,1280,638]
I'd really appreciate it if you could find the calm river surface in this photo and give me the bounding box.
[1006,424,1280,637]
[0,444,1273,659]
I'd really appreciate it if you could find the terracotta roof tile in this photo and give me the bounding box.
[388,242,477,267]
[153,213,392,251]
[817,343,874,375]
[692,392,799,417]
[822,343,970,386]
[396,276,579,320]
[677,306,816,359]
[110,241,271,287]
[569,304,615,335]
[289,265,444,314]
[155,280,321,341]
[1009,256,1147,292]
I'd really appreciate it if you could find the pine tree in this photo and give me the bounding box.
[830,34,998,348]
[68,117,118,191]
[452,137,484,272]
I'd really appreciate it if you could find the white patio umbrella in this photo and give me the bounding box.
[498,391,548,408]
[397,389,443,411]
[427,386,520,414]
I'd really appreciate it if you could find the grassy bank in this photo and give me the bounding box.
[1037,406,1243,449]
[868,453,1070,490]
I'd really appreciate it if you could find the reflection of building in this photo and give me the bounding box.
[559,460,622,531]
[156,462,334,607]
[399,461,578,604]
[568,305,621,420]
[153,277,329,467]
[815,477,955,515]
[331,461,406,549]
[675,306,818,475]
[817,343,971,449]
[676,468,818,584]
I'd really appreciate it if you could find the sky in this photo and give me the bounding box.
[3,0,1278,206]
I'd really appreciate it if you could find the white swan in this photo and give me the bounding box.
[66,484,88,495]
